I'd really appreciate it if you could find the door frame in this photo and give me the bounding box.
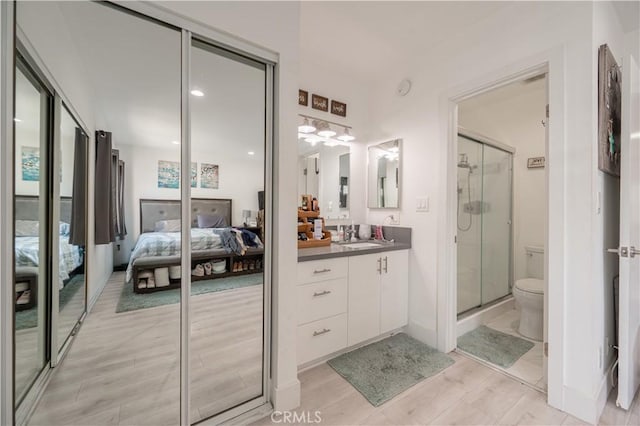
[436,47,566,409]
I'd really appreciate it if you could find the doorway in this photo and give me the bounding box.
[452,74,549,390]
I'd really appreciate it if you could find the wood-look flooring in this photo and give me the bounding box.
[254,352,639,426]
[29,271,264,425]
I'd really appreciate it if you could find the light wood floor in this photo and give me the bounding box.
[255,352,639,426]
[29,271,264,425]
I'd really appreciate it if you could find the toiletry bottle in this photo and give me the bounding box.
[338,226,344,241]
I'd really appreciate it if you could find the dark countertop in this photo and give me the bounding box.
[298,241,411,262]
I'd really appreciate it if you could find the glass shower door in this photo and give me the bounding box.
[480,145,512,304]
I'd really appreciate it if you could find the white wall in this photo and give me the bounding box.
[459,80,547,282]
[360,1,618,422]
[16,1,113,307]
[158,0,302,411]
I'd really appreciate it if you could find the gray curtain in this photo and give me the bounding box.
[69,128,87,246]
[95,130,114,244]
[117,159,127,239]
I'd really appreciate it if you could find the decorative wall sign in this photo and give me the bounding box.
[158,160,180,189]
[21,146,40,181]
[598,44,621,177]
[527,157,545,169]
[311,94,328,112]
[200,163,219,189]
[331,100,347,117]
[298,90,308,106]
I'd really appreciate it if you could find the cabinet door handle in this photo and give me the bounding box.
[313,328,331,337]
[313,268,331,274]
[313,290,331,297]
[377,258,382,274]
[383,256,388,274]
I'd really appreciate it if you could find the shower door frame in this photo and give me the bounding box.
[456,127,515,317]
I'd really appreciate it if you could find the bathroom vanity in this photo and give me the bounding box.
[296,230,411,367]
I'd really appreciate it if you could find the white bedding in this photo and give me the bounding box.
[15,236,84,289]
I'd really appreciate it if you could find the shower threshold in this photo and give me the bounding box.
[457,293,513,320]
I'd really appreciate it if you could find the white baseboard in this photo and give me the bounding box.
[457,297,515,337]
[271,379,300,411]
[563,385,601,425]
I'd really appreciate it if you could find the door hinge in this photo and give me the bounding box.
[544,342,549,357]
[546,104,549,118]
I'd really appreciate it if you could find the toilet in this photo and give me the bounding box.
[513,246,544,341]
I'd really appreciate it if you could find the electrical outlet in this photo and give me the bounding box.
[387,214,400,225]
[416,196,429,212]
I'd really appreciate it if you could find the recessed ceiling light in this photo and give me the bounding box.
[171,140,180,145]
[190,89,204,97]
[248,151,255,156]
[13,118,21,122]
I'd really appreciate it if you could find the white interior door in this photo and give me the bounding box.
[617,54,640,410]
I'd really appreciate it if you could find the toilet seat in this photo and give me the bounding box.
[515,278,544,295]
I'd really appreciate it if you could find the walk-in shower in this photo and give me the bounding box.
[457,132,513,316]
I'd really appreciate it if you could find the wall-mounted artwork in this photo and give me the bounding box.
[299,90,308,106]
[158,160,179,189]
[200,163,219,189]
[598,44,621,177]
[21,146,39,181]
[331,100,347,117]
[191,162,197,188]
[312,94,328,112]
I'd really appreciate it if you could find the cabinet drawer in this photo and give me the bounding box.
[297,258,348,284]
[297,278,347,325]
[297,314,347,365]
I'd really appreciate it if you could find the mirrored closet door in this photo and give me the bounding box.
[189,38,268,422]
[13,57,52,408]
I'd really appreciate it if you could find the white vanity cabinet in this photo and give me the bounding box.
[297,249,409,366]
[348,250,409,346]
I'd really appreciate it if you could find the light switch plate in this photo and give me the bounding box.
[416,196,429,212]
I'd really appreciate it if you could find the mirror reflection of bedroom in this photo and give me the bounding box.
[17,2,268,425]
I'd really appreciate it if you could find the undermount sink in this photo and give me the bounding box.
[341,242,382,249]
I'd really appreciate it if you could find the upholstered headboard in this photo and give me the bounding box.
[139,198,233,233]
[15,195,72,223]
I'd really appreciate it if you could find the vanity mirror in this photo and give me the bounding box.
[298,143,350,219]
[368,139,401,209]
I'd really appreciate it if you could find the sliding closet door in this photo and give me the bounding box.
[188,38,268,422]
[54,104,87,353]
[13,60,52,408]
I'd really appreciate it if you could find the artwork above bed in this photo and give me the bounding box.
[139,198,232,233]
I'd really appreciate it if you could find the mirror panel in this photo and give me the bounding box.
[298,144,350,219]
[13,62,51,406]
[367,139,401,209]
[56,105,87,352]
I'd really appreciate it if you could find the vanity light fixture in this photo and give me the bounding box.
[171,140,180,145]
[190,89,204,97]
[298,117,316,133]
[305,135,322,146]
[317,121,336,138]
[248,151,255,155]
[324,139,339,147]
[337,127,355,142]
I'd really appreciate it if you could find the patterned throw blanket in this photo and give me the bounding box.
[15,236,84,289]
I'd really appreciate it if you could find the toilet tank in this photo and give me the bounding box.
[525,246,544,279]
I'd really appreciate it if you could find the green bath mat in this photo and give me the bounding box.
[327,333,455,407]
[116,274,263,313]
[457,325,534,368]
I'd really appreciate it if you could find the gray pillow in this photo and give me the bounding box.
[197,214,227,228]
[154,219,181,232]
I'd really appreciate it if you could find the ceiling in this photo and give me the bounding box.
[45,1,266,157]
[299,1,510,83]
